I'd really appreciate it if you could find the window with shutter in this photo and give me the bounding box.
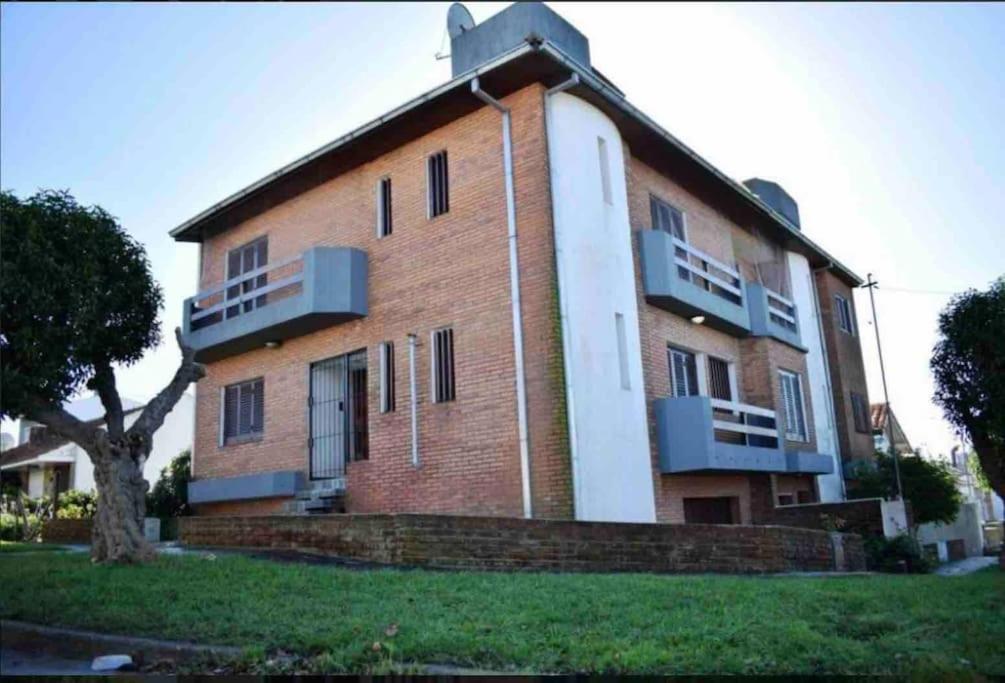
[779,370,807,442]
[223,378,265,445]
[668,347,699,398]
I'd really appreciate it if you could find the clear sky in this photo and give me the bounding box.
[2,2,1003,456]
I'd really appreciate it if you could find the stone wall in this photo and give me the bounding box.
[180,513,865,574]
[40,519,92,544]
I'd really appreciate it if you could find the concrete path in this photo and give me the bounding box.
[934,556,998,576]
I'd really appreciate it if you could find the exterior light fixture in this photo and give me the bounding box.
[690,315,706,325]
[265,340,282,349]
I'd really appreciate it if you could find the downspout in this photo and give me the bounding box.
[470,78,532,519]
[811,262,847,500]
[408,333,419,468]
[541,73,582,516]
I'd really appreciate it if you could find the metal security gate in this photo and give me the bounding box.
[309,350,368,480]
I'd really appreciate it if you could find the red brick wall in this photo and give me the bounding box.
[814,270,873,462]
[40,519,92,544]
[191,84,571,519]
[180,513,866,574]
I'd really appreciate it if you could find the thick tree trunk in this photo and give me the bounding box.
[90,440,156,564]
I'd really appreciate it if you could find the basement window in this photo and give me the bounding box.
[376,177,392,238]
[431,327,456,403]
[222,378,264,445]
[380,341,396,413]
[427,151,449,218]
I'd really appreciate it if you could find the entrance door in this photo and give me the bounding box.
[309,350,368,480]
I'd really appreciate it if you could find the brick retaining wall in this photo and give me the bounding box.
[754,498,912,538]
[41,519,92,544]
[180,514,865,574]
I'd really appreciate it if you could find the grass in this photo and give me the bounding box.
[0,541,68,554]
[0,552,1001,675]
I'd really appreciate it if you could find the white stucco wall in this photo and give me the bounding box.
[70,393,194,493]
[546,92,656,523]
[787,251,844,502]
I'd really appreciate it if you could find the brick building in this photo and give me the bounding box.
[173,3,873,524]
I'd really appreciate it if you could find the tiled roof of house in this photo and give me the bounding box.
[871,403,889,432]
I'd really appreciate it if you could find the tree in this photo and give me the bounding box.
[932,277,1005,501]
[852,452,962,528]
[147,450,192,518]
[0,190,204,563]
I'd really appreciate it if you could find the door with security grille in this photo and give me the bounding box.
[309,350,368,480]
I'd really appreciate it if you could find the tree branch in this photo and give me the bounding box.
[88,360,125,440]
[127,327,205,442]
[24,397,101,450]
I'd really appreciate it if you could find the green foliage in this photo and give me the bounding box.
[0,189,163,420]
[863,533,932,574]
[57,489,97,520]
[968,452,992,492]
[0,512,40,541]
[932,276,1005,498]
[146,450,191,518]
[852,451,962,527]
[1,553,1003,675]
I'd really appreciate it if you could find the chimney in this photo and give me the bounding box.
[449,2,591,78]
[743,178,801,230]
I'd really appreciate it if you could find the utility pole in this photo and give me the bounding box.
[863,273,903,499]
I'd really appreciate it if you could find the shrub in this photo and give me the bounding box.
[0,511,41,541]
[864,533,932,573]
[147,450,191,518]
[57,489,97,519]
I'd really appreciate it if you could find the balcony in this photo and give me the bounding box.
[746,282,804,350]
[638,230,751,336]
[653,395,834,475]
[182,247,368,362]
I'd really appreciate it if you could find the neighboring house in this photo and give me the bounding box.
[174,3,874,523]
[0,433,14,452]
[871,403,913,456]
[949,447,1004,527]
[0,393,194,499]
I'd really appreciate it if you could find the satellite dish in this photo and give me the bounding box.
[447,3,476,39]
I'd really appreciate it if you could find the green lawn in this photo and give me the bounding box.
[0,552,1001,675]
[0,541,68,554]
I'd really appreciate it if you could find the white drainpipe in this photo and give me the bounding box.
[542,73,582,516]
[408,333,419,468]
[470,77,532,519]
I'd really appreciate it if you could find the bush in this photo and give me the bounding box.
[0,511,41,541]
[147,450,191,518]
[864,533,933,573]
[851,451,962,528]
[57,489,97,519]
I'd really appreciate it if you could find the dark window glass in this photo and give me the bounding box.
[433,328,456,402]
[378,178,392,237]
[707,357,732,401]
[380,341,395,413]
[668,347,699,398]
[223,378,264,444]
[427,151,449,218]
[851,392,870,433]
[226,237,268,318]
[650,195,685,240]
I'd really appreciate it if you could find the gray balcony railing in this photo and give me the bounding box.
[182,246,368,362]
[638,230,751,336]
[747,282,804,349]
[653,395,833,475]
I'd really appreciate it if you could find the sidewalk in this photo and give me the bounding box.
[934,555,998,576]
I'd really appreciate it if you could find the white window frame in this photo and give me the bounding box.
[835,294,855,335]
[598,136,612,205]
[669,346,706,398]
[779,369,809,442]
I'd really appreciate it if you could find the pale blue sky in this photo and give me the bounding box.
[2,2,1003,455]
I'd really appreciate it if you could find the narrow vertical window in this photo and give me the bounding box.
[707,357,733,401]
[598,136,612,205]
[615,313,630,390]
[432,327,456,403]
[779,370,808,442]
[380,341,396,413]
[668,347,699,398]
[851,392,870,433]
[223,378,265,444]
[427,151,449,218]
[376,177,392,237]
[835,294,855,335]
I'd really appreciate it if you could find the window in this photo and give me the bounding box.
[779,370,808,442]
[707,356,733,401]
[427,151,449,218]
[683,497,739,524]
[668,347,699,398]
[379,341,396,413]
[598,137,612,205]
[377,177,392,237]
[432,327,455,403]
[777,494,795,506]
[347,350,369,462]
[851,392,870,433]
[835,294,855,335]
[615,313,630,390]
[797,489,814,504]
[650,195,686,240]
[223,378,264,445]
[226,237,268,318]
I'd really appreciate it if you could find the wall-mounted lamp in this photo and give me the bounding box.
[690,315,706,325]
[265,340,282,349]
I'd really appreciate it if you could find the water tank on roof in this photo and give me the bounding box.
[743,178,801,230]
